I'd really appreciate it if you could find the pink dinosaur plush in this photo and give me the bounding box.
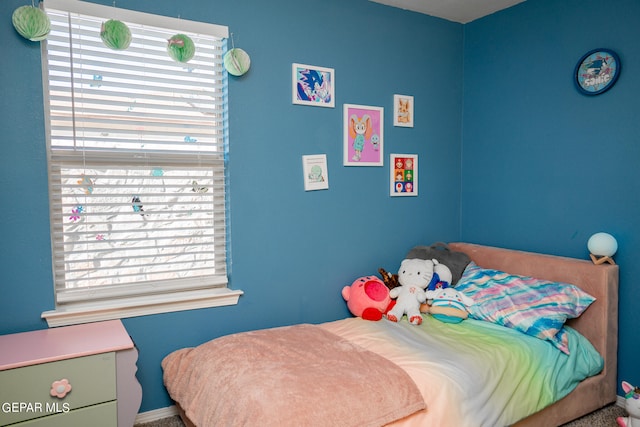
[342,276,394,321]
[617,381,640,427]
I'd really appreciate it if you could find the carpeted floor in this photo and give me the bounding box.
[561,403,627,427]
[135,415,184,427]
[135,402,628,427]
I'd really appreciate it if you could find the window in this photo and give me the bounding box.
[41,0,241,326]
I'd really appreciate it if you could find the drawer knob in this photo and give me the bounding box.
[50,379,72,398]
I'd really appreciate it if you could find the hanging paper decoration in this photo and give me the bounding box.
[131,196,146,216]
[191,181,208,193]
[224,33,250,77]
[100,19,132,50]
[69,205,83,222]
[223,48,251,76]
[12,5,51,42]
[167,34,196,63]
[77,175,94,194]
[91,75,103,87]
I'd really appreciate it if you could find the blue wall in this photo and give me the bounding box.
[462,0,640,395]
[0,0,463,412]
[3,0,637,414]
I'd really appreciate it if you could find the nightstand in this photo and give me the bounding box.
[0,320,141,426]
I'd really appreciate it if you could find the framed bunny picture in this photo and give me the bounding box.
[393,94,414,128]
[343,104,384,166]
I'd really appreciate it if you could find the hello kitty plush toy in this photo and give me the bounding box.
[617,381,640,427]
[386,258,434,325]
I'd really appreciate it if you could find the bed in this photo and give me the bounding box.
[162,242,619,427]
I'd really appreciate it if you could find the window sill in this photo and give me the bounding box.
[42,288,244,327]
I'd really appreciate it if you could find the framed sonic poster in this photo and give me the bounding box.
[292,63,335,107]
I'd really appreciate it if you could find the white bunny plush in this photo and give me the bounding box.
[386,258,434,325]
[617,381,640,427]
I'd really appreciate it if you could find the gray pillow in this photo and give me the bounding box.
[405,242,471,285]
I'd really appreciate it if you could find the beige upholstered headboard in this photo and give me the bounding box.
[449,242,619,425]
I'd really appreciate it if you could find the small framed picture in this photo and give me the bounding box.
[393,94,414,127]
[302,154,329,191]
[343,104,384,166]
[390,154,417,196]
[292,63,335,108]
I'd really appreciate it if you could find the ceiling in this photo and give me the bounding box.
[369,0,526,23]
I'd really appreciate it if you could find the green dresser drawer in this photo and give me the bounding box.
[0,353,116,426]
[12,401,117,427]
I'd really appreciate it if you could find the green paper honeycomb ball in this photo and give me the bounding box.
[223,48,251,76]
[100,19,132,50]
[12,5,51,42]
[167,34,196,63]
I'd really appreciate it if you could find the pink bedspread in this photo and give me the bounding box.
[162,324,426,427]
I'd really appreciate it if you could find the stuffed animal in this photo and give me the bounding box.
[424,259,453,300]
[342,276,394,321]
[617,381,640,427]
[386,258,434,325]
[428,288,475,324]
[378,267,400,290]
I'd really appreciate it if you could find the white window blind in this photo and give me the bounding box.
[41,0,240,325]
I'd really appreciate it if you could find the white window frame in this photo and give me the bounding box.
[40,0,242,327]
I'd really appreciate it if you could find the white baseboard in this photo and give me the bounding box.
[133,397,627,424]
[135,405,179,424]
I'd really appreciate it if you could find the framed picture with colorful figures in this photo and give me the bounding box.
[390,154,417,196]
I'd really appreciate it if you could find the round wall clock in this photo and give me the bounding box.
[574,48,621,95]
